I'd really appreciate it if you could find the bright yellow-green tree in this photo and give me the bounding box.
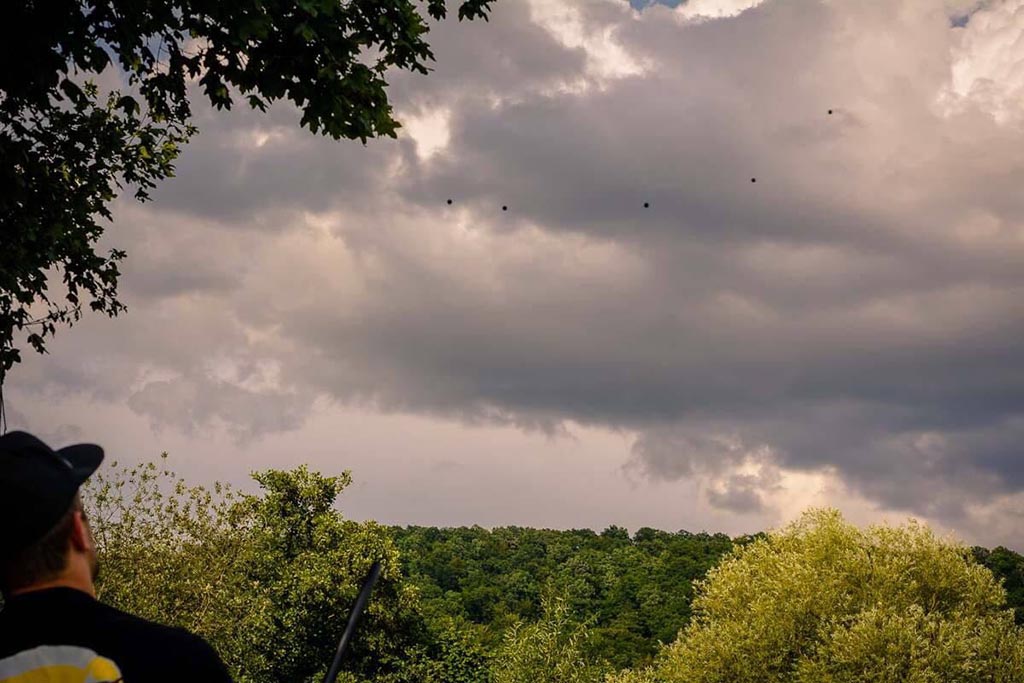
[82,457,469,683]
[492,594,609,683]
[633,509,1024,683]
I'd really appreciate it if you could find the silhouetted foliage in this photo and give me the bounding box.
[974,545,1024,625]
[0,0,494,379]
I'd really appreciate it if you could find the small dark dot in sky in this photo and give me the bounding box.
[643,202,650,208]
[502,205,508,211]
[447,199,453,205]
[828,109,834,115]
[751,178,757,183]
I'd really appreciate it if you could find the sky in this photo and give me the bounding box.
[8,0,1024,546]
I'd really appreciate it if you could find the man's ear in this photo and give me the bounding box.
[70,510,93,553]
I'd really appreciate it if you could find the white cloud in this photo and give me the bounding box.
[943,0,1024,122]
[674,0,768,21]
[527,0,650,83]
[399,107,452,161]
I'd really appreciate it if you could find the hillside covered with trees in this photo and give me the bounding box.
[390,525,736,668]
[390,525,1024,674]
[46,459,1024,682]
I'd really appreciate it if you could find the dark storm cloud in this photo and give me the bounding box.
[292,0,1024,521]
[11,0,1024,529]
[147,102,400,226]
[146,0,587,226]
[706,479,768,514]
[392,0,589,99]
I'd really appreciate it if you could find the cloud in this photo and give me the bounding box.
[675,0,768,21]
[9,0,1024,541]
[944,0,1024,122]
[630,0,684,10]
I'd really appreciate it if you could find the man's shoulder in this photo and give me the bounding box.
[90,600,229,669]
[0,591,233,681]
[92,599,203,644]
[83,602,234,679]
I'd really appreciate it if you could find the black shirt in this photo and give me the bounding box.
[0,587,234,682]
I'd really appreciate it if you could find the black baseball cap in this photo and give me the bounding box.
[0,431,104,554]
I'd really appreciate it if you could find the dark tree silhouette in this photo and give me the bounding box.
[0,0,495,380]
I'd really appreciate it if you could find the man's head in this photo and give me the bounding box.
[0,492,99,595]
[0,431,104,597]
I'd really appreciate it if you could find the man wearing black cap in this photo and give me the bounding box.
[0,431,234,682]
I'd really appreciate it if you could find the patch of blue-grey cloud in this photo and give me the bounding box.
[629,0,684,10]
[950,2,991,28]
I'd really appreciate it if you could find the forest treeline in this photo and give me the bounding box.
[38,458,1024,682]
[390,525,737,667]
[391,525,1024,670]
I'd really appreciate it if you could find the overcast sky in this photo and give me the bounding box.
[9,0,1024,546]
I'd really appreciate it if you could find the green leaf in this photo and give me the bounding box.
[116,95,139,115]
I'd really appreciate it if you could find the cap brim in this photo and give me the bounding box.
[57,443,104,486]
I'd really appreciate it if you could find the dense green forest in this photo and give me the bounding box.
[973,545,1024,624]
[391,525,1024,670]
[390,525,736,668]
[63,460,1024,682]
